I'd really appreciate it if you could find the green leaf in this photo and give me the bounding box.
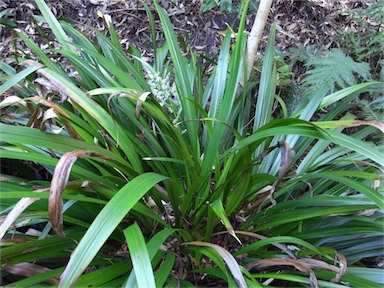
[210,199,241,244]
[184,241,247,288]
[75,262,130,287]
[347,267,384,285]
[253,23,276,131]
[303,48,372,92]
[208,32,231,119]
[234,235,331,259]
[123,223,156,288]
[125,228,177,287]
[36,0,73,50]
[250,272,350,288]
[0,64,41,95]
[195,0,250,208]
[0,123,130,169]
[59,173,167,287]
[300,172,383,209]
[34,67,143,172]
[154,0,199,156]
[34,0,74,51]
[155,253,175,287]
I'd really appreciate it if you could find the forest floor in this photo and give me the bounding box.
[1,0,379,67]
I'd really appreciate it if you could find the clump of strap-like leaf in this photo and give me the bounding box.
[302,48,372,94]
[0,0,383,287]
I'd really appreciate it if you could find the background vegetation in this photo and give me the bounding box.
[0,0,383,287]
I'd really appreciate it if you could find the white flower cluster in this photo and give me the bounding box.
[147,70,181,122]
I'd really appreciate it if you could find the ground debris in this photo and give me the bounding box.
[1,0,380,64]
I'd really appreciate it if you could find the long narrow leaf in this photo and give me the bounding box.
[34,67,143,172]
[253,23,276,131]
[123,223,156,288]
[59,173,167,287]
[124,228,177,287]
[0,64,42,95]
[184,241,247,288]
[154,0,199,157]
[34,0,73,51]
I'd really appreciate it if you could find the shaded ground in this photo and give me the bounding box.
[1,0,379,63]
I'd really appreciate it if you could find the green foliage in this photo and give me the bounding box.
[336,2,384,76]
[200,0,259,13]
[0,8,16,29]
[288,44,319,67]
[340,30,384,63]
[356,95,384,124]
[349,1,384,23]
[0,0,383,287]
[302,48,372,93]
[287,46,378,115]
[201,0,233,12]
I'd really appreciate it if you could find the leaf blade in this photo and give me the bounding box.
[59,173,167,287]
[123,223,156,288]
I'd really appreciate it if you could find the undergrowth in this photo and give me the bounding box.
[0,0,383,287]
[336,1,384,76]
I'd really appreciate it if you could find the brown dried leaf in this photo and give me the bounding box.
[49,150,107,237]
[135,92,151,119]
[183,241,247,288]
[34,77,58,99]
[278,141,295,180]
[1,237,32,244]
[300,258,340,273]
[0,198,39,239]
[246,258,318,288]
[0,96,27,109]
[32,96,70,118]
[334,252,347,282]
[33,97,82,140]
[2,94,82,139]
[246,254,346,288]
[0,187,48,239]
[262,141,295,209]
[19,60,44,69]
[3,262,60,284]
[345,120,384,134]
[235,230,297,259]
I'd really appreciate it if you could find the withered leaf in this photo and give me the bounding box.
[49,150,107,237]
[183,241,247,288]
[3,262,60,284]
[246,258,318,288]
[278,141,295,180]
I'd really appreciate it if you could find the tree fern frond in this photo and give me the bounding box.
[347,1,384,24]
[360,96,384,123]
[302,48,372,93]
[288,44,319,67]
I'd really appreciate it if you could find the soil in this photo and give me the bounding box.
[0,0,379,64]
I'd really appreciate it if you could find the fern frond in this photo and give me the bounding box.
[358,96,384,123]
[302,48,372,93]
[288,44,319,67]
[347,1,384,24]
